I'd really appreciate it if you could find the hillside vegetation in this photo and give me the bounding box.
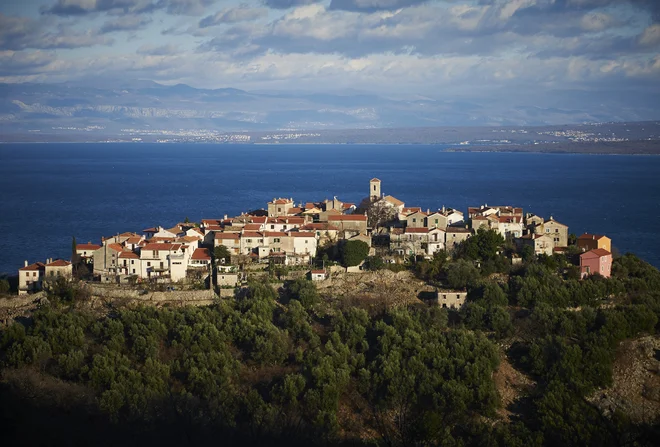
[1,245,660,446]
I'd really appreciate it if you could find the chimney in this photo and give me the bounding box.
[592,235,595,240]
[442,206,446,213]
[24,260,28,267]
[224,214,228,220]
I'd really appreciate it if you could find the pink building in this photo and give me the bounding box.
[580,248,612,279]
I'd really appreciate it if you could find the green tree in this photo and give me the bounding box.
[340,240,369,267]
[213,245,232,265]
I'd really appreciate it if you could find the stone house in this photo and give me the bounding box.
[45,259,73,280]
[405,210,428,228]
[214,232,241,254]
[436,290,468,309]
[18,261,45,294]
[539,217,569,248]
[445,226,472,250]
[580,248,612,278]
[578,234,612,253]
[327,214,368,234]
[76,243,101,263]
[516,233,554,256]
[267,198,295,217]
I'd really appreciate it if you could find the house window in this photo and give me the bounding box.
[131,260,134,264]
[274,238,280,243]
[546,229,550,233]
[33,272,36,277]
[412,218,416,223]
[271,225,275,229]
[246,239,252,243]
[147,262,151,267]
[555,229,559,233]
[25,272,29,277]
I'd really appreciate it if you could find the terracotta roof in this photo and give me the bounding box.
[141,243,181,251]
[271,198,292,204]
[582,248,611,258]
[241,232,263,238]
[311,270,326,274]
[301,223,339,231]
[498,216,520,223]
[108,243,124,252]
[382,195,404,206]
[118,251,139,259]
[125,237,142,244]
[46,259,71,267]
[147,236,175,243]
[370,178,381,182]
[405,227,429,234]
[119,232,140,238]
[402,207,422,214]
[267,216,305,224]
[178,236,200,243]
[191,248,211,261]
[76,243,101,251]
[578,233,607,240]
[328,215,367,222]
[287,207,304,214]
[215,233,240,240]
[287,232,316,238]
[244,223,262,231]
[190,227,204,235]
[201,219,224,226]
[143,227,158,233]
[250,217,267,224]
[165,226,182,235]
[342,203,355,209]
[205,225,223,232]
[20,262,45,271]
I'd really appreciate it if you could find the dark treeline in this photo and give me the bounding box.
[2,247,660,445]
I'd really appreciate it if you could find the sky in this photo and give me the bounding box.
[0,0,659,102]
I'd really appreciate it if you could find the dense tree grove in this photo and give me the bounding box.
[1,253,660,446]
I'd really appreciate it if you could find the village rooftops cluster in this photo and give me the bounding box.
[19,178,613,294]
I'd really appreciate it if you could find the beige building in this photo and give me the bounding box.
[370,178,381,201]
[540,217,569,248]
[445,226,472,250]
[405,210,428,228]
[516,234,554,256]
[578,233,611,253]
[18,261,45,294]
[45,259,73,281]
[436,290,468,309]
[267,198,295,217]
[328,214,368,234]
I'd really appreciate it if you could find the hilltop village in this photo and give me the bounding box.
[18,178,613,306]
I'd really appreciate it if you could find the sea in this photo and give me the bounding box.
[1,143,659,274]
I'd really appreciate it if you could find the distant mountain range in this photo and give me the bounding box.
[1,80,660,143]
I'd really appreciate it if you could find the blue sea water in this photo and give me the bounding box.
[1,143,659,274]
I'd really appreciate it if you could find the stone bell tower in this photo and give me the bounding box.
[370,178,381,202]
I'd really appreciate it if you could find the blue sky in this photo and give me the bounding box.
[1,0,659,103]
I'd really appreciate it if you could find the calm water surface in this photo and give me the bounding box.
[1,143,659,273]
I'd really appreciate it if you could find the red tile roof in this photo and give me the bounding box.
[370,178,381,182]
[250,217,267,224]
[244,223,262,231]
[328,215,367,221]
[271,198,292,204]
[581,248,611,258]
[311,270,326,274]
[46,259,71,267]
[76,243,101,251]
[215,233,240,240]
[125,237,142,244]
[20,262,45,271]
[383,195,404,206]
[287,232,316,238]
[143,227,158,233]
[107,243,124,252]
[118,251,139,259]
[405,227,429,234]
[191,248,211,261]
[578,233,607,240]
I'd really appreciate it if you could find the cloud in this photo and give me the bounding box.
[100,15,152,33]
[638,23,660,47]
[0,13,113,50]
[263,0,322,9]
[328,0,429,12]
[136,43,180,55]
[0,50,59,76]
[42,0,217,16]
[199,6,268,27]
